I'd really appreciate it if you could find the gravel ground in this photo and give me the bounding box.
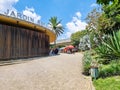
[0,53,94,90]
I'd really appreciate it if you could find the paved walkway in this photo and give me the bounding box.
[0,53,94,90]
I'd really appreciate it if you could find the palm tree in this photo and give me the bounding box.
[49,16,64,46]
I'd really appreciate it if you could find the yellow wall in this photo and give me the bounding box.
[0,14,56,43]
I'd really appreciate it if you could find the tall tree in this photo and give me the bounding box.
[86,8,104,46]
[71,30,87,46]
[86,8,101,33]
[97,0,120,33]
[96,0,114,5]
[49,16,64,46]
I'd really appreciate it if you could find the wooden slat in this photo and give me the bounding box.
[0,23,50,60]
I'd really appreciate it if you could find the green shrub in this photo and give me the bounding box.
[99,61,120,78]
[95,30,120,63]
[82,51,92,75]
[95,44,112,64]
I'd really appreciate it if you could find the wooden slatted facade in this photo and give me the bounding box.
[0,15,56,60]
[0,23,50,60]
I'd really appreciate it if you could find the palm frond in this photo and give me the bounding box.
[48,16,64,46]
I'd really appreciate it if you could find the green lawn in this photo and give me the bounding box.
[93,76,120,90]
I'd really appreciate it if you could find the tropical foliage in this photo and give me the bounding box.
[96,0,114,5]
[86,0,120,35]
[97,13,115,34]
[49,16,64,45]
[86,8,101,33]
[82,0,120,89]
[95,30,120,62]
[96,0,120,34]
[86,8,104,47]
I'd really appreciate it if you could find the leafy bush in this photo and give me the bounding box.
[82,51,92,75]
[99,61,120,78]
[95,44,111,64]
[95,30,120,63]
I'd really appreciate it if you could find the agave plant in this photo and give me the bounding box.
[95,30,120,62]
[103,30,120,57]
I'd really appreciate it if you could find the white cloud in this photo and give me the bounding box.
[90,3,98,7]
[22,7,41,23]
[0,0,42,24]
[64,11,87,38]
[0,0,18,13]
[75,12,81,18]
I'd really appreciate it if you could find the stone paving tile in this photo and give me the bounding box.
[0,53,95,90]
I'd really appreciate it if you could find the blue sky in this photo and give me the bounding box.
[0,0,99,40]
